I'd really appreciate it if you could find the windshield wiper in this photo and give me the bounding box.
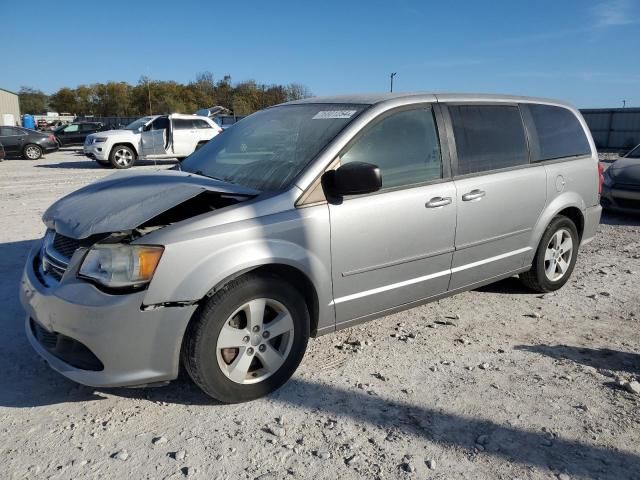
[191,171,236,184]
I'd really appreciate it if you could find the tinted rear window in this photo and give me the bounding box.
[527,104,591,161]
[449,105,529,175]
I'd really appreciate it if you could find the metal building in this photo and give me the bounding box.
[0,87,21,126]
[581,108,640,152]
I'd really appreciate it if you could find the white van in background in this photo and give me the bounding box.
[83,114,222,168]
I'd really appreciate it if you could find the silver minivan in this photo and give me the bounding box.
[20,93,602,403]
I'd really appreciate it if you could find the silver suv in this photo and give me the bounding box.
[20,93,602,403]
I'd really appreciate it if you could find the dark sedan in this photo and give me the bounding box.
[54,122,104,146]
[601,144,640,213]
[0,126,58,159]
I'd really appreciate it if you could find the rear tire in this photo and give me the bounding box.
[23,144,42,160]
[182,274,309,403]
[520,215,579,293]
[109,145,136,169]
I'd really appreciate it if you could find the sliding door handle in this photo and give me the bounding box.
[426,196,452,208]
[462,189,486,201]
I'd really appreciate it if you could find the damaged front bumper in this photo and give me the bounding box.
[20,238,197,388]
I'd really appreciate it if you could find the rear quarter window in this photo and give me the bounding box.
[449,105,529,175]
[525,104,591,161]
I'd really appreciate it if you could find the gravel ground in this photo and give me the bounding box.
[1,148,639,480]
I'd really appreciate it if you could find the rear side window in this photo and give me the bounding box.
[341,108,442,189]
[194,119,212,129]
[173,119,194,130]
[449,105,529,175]
[527,104,591,161]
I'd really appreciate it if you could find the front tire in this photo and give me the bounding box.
[520,215,579,293]
[182,274,309,403]
[23,144,42,160]
[109,145,136,169]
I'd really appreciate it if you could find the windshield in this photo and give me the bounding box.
[180,104,367,192]
[125,116,154,131]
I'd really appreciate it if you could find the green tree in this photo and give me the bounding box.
[48,87,78,114]
[18,86,48,114]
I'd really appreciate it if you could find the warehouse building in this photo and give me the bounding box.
[0,87,21,126]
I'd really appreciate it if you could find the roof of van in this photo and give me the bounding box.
[286,92,574,109]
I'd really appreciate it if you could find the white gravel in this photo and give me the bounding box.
[1,148,639,479]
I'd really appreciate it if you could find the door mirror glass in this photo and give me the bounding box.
[326,161,382,196]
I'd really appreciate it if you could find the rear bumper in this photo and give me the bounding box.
[20,240,197,387]
[601,186,640,213]
[581,204,602,246]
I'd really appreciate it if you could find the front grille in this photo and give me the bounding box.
[30,318,104,371]
[52,233,81,259]
[613,197,640,210]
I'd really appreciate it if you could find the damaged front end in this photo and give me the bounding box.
[36,169,258,293]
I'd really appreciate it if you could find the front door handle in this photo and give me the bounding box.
[462,189,486,201]
[425,196,452,208]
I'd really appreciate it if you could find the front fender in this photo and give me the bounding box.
[142,205,335,333]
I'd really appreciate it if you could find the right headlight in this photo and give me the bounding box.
[93,137,107,143]
[78,244,164,289]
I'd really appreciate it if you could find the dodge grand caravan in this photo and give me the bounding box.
[21,93,602,403]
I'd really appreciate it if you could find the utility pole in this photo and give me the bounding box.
[622,99,627,108]
[390,72,397,93]
[147,78,152,115]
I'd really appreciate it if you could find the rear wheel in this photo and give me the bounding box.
[109,145,135,169]
[520,216,579,292]
[182,274,309,403]
[23,144,42,160]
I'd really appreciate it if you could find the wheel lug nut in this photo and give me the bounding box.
[252,325,260,332]
[242,336,250,343]
[247,347,254,355]
[262,331,270,339]
[259,345,266,352]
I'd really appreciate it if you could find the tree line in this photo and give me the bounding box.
[18,72,312,117]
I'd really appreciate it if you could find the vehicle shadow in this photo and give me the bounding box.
[98,376,640,479]
[0,239,108,408]
[474,275,533,295]
[515,344,640,375]
[600,210,640,226]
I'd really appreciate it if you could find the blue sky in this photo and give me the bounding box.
[1,0,639,107]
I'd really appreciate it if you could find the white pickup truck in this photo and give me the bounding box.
[83,114,222,168]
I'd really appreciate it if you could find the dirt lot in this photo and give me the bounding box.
[0,148,639,480]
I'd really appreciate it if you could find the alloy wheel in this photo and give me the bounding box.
[216,298,295,385]
[544,228,573,282]
[114,148,133,167]
[25,146,41,159]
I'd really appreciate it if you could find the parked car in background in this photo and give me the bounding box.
[54,122,104,146]
[0,126,58,159]
[601,144,640,212]
[22,93,601,403]
[83,114,222,168]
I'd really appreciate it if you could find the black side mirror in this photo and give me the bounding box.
[324,161,382,197]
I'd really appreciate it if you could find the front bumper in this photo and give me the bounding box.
[83,143,108,161]
[20,239,197,387]
[601,185,640,214]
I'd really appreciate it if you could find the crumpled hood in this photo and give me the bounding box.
[96,129,138,138]
[609,157,640,184]
[43,169,258,239]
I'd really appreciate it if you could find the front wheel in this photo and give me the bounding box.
[109,145,136,169]
[182,274,309,403]
[520,215,579,292]
[23,144,42,160]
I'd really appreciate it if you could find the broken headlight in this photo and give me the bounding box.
[79,244,164,289]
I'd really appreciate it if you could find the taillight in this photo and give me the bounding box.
[48,134,55,142]
[597,162,604,194]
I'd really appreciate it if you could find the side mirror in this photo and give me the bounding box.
[325,161,382,197]
[618,150,628,157]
